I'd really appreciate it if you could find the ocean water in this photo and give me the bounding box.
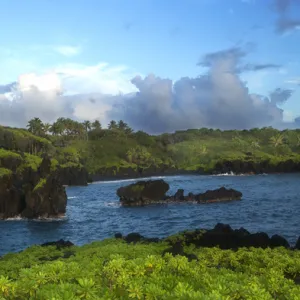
[1,173,300,256]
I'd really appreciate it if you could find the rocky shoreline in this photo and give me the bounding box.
[28,223,300,254]
[90,158,300,182]
[2,156,299,219]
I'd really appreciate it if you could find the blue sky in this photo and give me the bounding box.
[0,0,300,131]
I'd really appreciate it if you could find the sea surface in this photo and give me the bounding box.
[1,173,300,256]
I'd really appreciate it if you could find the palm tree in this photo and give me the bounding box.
[108,120,118,130]
[250,139,260,150]
[269,134,284,148]
[55,117,67,135]
[118,120,127,130]
[91,120,102,130]
[27,117,44,136]
[50,121,64,136]
[82,120,91,140]
[83,120,91,132]
[269,133,284,155]
[43,123,51,135]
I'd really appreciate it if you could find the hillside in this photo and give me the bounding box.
[2,118,300,182]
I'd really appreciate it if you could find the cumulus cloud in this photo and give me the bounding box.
[107,48,293,133]
[0,62,139,128]
[0,47,298,133]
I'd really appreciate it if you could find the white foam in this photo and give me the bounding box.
[4,215,23,221]
[213,171,236,176]
[32,215,67,222]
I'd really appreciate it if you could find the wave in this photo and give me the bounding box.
[4,215,67,222]
[4,215,23,221]
[31,214,67,222]
[212,171,237,176]
[68,196,78,199]
[212,172,268,177]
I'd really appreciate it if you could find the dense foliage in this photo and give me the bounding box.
[0,238,300,299]
[2,117,300,175]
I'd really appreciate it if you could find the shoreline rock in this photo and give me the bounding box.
[0,156,67,220]
[58,165,89,186]
[2,224,299,258]
[117,179,242,206]
[116,223,299,250]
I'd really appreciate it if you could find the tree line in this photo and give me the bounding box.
[26,117,133,140]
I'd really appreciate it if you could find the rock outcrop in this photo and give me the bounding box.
[165,223,291,250]
[58,165,89,186]
[0,173,25,219]
[41,239,74,249]
[117,179,242,206]
[117,179,170,206]
[166,187,242,203]
[115,223,297,250]
[0,156,67,219]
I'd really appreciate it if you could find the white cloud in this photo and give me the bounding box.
[0,62,140,127]
[52,45,82,57]
[283,110,296,122]
[285,77,300,85]
[54,63,139,95]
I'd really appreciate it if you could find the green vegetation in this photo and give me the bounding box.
[0,167,12,177]
[33,178,47,192]
[2,117,300,177]
[0,238,299,299]
[0,149,22,160]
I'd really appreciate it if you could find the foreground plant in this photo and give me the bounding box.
[0,238,300,299]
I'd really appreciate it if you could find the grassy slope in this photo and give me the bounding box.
[0,238,299,299]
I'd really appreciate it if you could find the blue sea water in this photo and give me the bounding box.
[1,173,300,256]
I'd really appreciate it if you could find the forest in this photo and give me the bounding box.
[2,116,300,179]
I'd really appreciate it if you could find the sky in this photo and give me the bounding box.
[0,0,300,133]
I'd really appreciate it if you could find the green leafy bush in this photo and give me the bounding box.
[0,239,299,299]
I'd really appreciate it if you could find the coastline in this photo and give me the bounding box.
[88,169,299,183]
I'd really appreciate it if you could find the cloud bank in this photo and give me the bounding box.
[0,47,298,133]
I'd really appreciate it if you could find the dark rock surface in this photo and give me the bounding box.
[295,236,300,250]
[117,179,170,206]
[213,159,300,175]
[89,158,300,181]
[165,223,290,250]
[0,173,25,219]
[41,239,74,249]
[195,187,242,203]
[117,179,242,206]
[58,165,89,186]
[0,156,67,219]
